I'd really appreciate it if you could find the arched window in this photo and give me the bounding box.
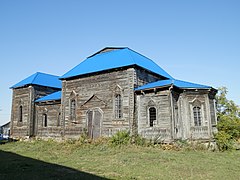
[43,114,47,127]
[115,94,122,118]
[70,99,76,121]
[19,105,23,122]
[193,107,202,126]
[149,107,156,127]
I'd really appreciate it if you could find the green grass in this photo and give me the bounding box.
[0,140,240,179]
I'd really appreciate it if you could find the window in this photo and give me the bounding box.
[57,112,61,126]
[70,99,76,121]
[115,94,122,118]
[149,107,156,127]
[193,107,202,126]
[19,106,23,122]
[43,114,47,127]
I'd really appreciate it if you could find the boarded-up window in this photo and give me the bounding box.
[193,107,202,126]
[149,107,156,127]
[43,114,47,127]
[70,99,76,121]
[115,94,122,118]
[19,106,23,122]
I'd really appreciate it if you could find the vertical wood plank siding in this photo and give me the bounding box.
[10,67,217,141]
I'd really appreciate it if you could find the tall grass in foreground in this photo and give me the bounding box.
[1,133,240,179]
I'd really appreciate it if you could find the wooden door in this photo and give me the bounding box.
[87,110,93,138]
[87,109,102,139]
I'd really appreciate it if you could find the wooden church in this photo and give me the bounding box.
[10,47,217,142]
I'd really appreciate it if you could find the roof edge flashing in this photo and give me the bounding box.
[36,99,61,103]
[11,83,62,90]
[60,64,170,81]
[135,84,172,92]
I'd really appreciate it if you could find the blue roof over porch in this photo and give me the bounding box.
[35,91,61,102]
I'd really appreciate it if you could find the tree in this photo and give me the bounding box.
[215,87,240,151]
[216,87,240,117]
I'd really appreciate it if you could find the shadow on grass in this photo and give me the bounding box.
[0,150,108,180]
[0,138,17,145]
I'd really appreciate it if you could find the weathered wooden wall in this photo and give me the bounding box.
[177,90,213,140]
[10,66,217,141]
[136,88,217,142]
[61,68,136,138]
[35,102,62,138]
[61,66,165,139]
[135,68,162,87]
[171,90,180,139]
[136,89,172,142]
[11,86,32,137]
[10,85,61,138]
[208,93,217,133]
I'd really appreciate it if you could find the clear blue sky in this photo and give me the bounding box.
[0,0,239,125]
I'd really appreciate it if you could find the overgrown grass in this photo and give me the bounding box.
[1,138,240,179]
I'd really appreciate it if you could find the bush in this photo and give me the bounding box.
[131,134,147,146]
[214,131,233,151]
[215,115,240,151]
[110,130,131,146]
[217,115,240,139]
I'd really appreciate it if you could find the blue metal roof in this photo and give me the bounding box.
[60,48,173,79]
[135,79,211,91]
[11,72,62,89]
[35,91,61,102]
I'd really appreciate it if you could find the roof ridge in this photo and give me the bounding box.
[127,48,158,64]
[125,48,136,64]
[31,72,40,84]
[126,48,173,79]
[35,71,60,77]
